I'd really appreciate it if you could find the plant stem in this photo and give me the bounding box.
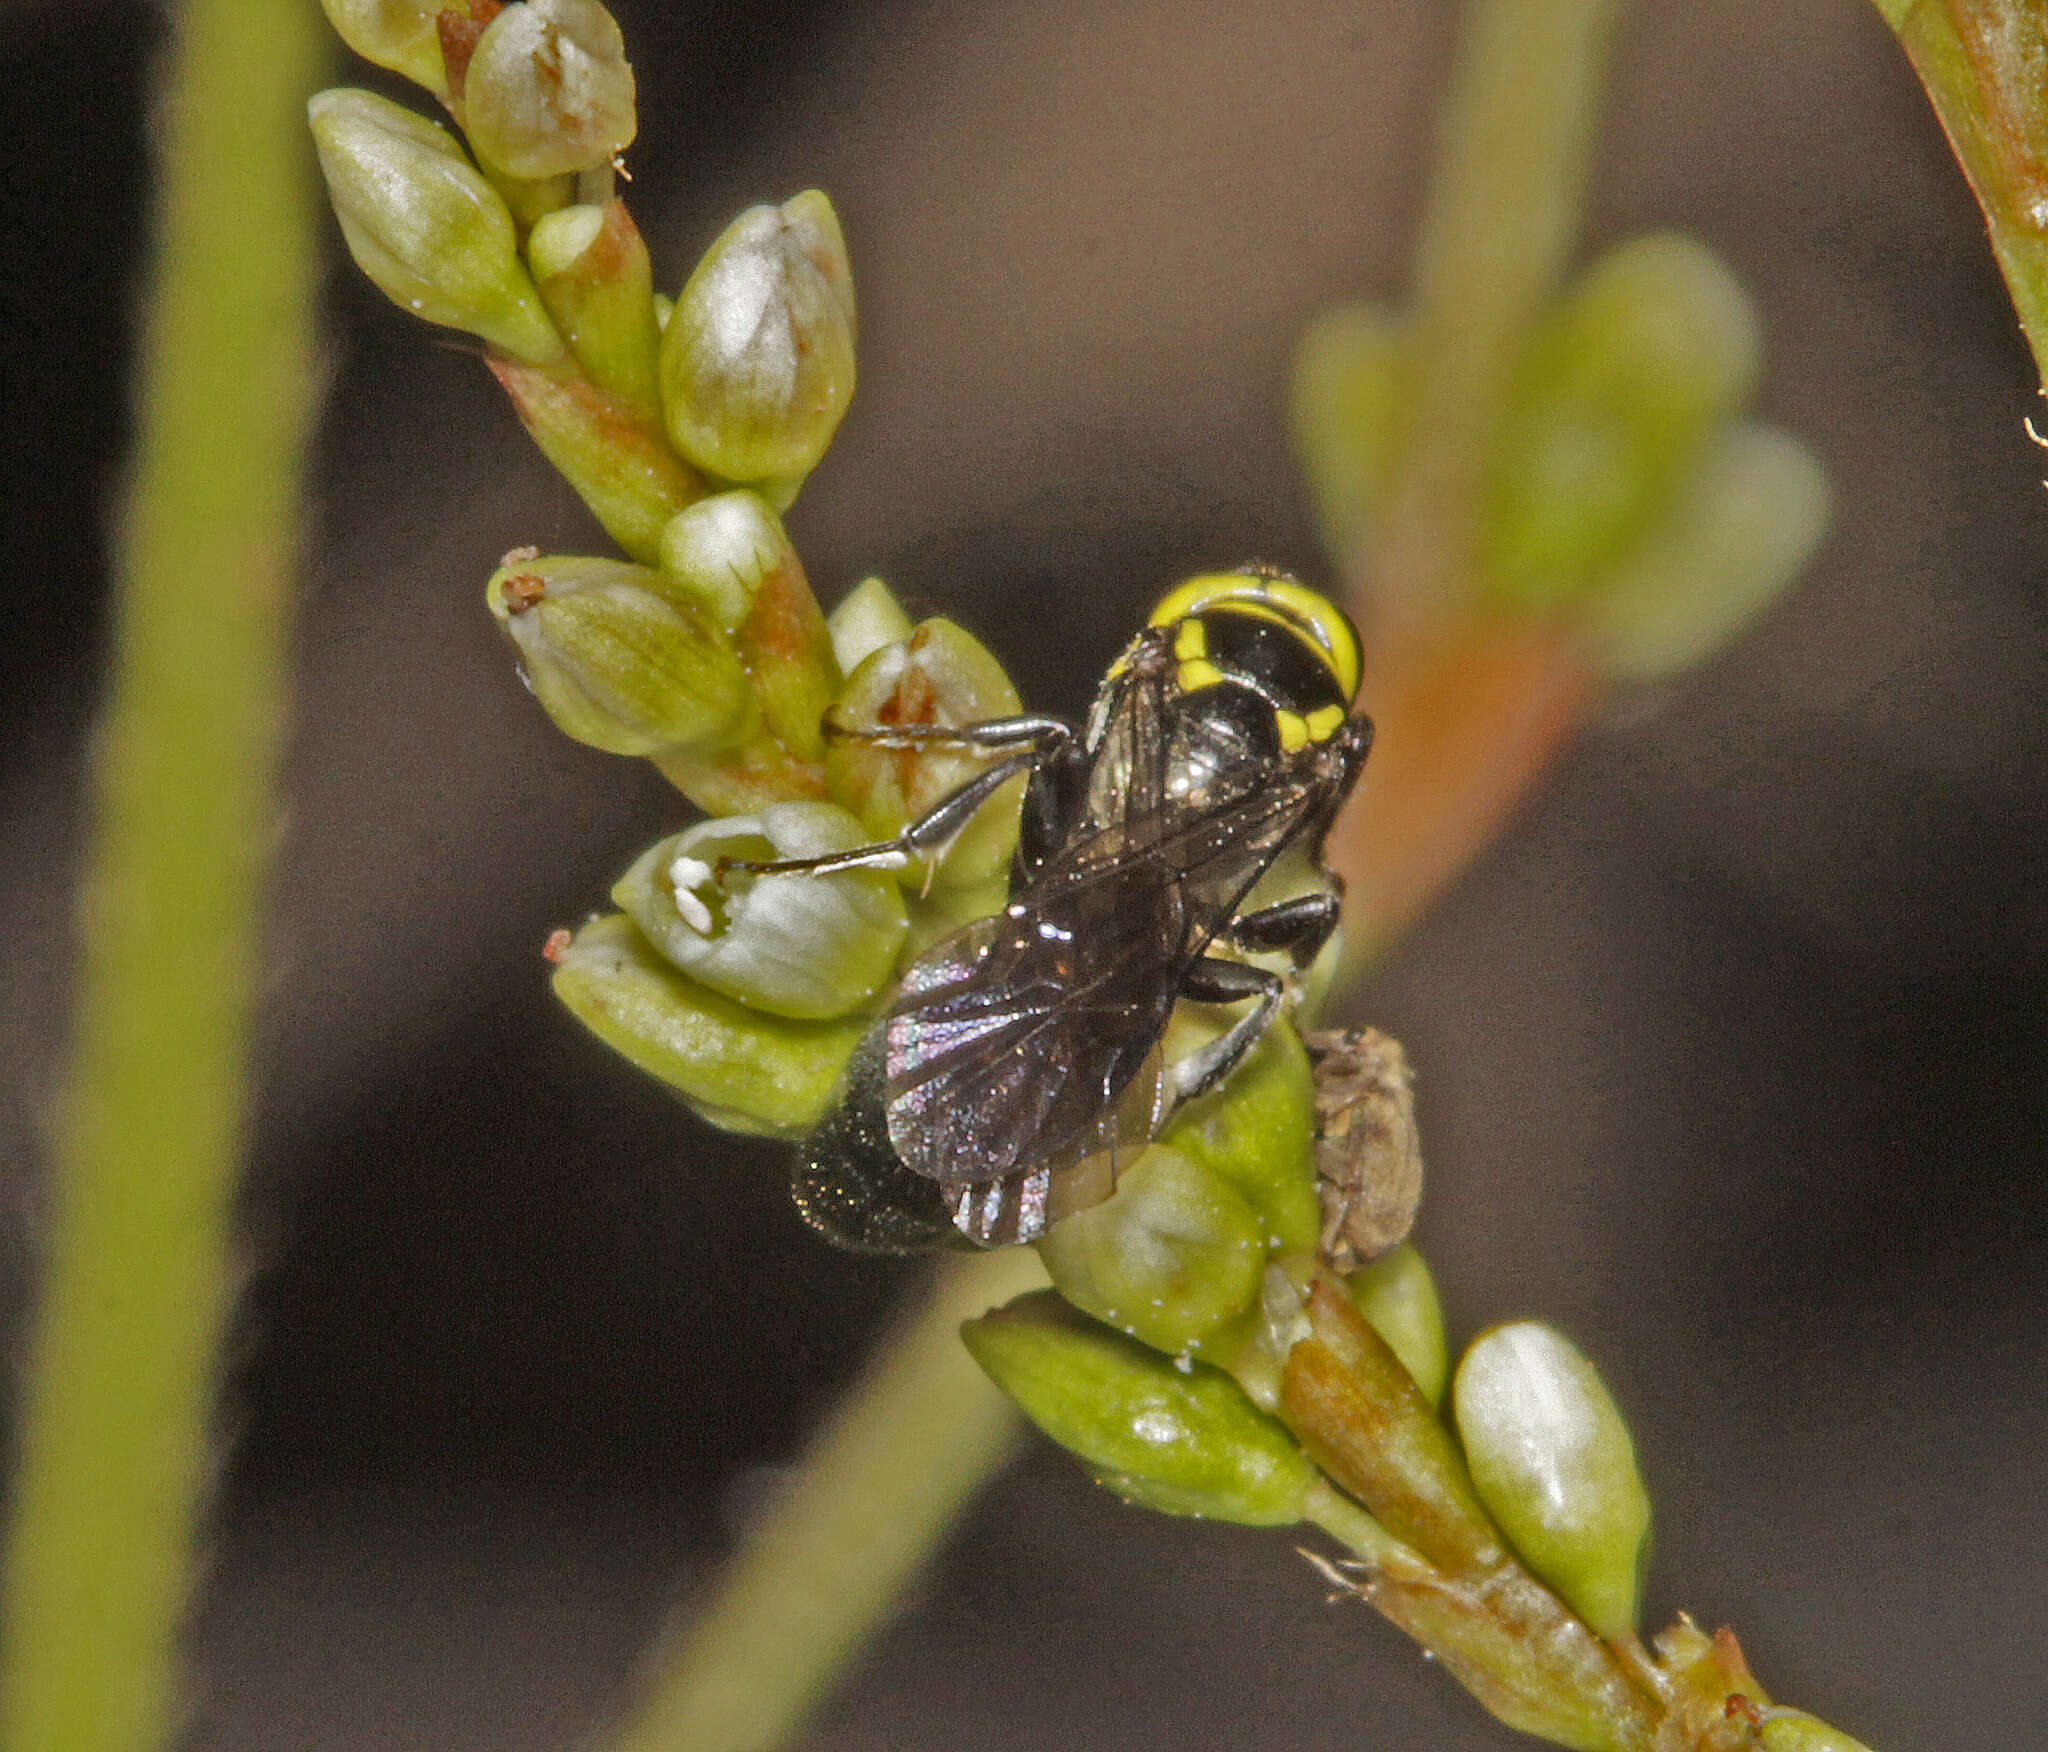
[1327,0,1621,941]
[1302,1478,1419,1570]
[1874,0,2048,399]
[1368,0,1626,639]
[0,6,324,1750]
[606,1248,1048,1752]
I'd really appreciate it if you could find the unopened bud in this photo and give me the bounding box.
[1036,1146,1268,1358]
[660,191,857,488]
[1586,420,1829,682]
[550,913,864,1134]
[901,874,1011,961]
[1159,1015,1319,1255]
[1345,1244,1448,1407]
[527,200,663,422]
[827,616,1024,889]
[1482,232,1760,613]
[309,88,562,365]
[613,804,908,1020]
[1364,1561,1656,1751]
[1759,1713,1875,1752]
[1281,1277,1501,1574]
[827,576,915,675]
[963,1290,1317,1525]
[1453,1322,1651,1640]
[488,553,752,755]
[658,490,792,628]
[659,490,839,762]
[462,0,637,181]
[319,0,447,95]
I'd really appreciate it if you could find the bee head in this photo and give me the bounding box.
[1137,571,1362,751]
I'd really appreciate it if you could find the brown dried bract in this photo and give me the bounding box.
[1304,1026,1423,1270]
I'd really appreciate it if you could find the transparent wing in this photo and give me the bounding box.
[882,896,1179,1186]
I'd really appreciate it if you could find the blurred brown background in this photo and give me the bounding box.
[3,0,2045,1746]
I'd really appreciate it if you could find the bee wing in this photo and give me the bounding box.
[882,890,1179,1187]
[942,1042,1166,1247]
[880,738,1356,1193]
[1072,642,1172,840]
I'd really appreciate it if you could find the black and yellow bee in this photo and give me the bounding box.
[732,572,1372,1252]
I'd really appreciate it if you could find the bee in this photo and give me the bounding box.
[732,572,1372,1252]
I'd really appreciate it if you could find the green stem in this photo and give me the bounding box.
[1874,0,2048,398]
[1302,1478,1421,1570]
[605,1249,1048,1752]
[0,6,324,1750]
[1368,0,1625,633]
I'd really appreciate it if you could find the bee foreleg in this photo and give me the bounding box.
[1168,958,1283,1107]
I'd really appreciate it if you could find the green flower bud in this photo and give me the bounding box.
[1158,1013,1319,1254]
[1585,420,1830,682]
[1345,1244,1449,1407]
[487,553,752,756]
[658,490,791,629]
[963,1290,1317,1525]
[550,914,864,1135]
[1759,1713,1876,1752]
[1036,1146,1268,1357]
[308,88,563,365]
[1482,232,1760,614]
[650,736,829,819]
[901,875,1011,961]
[1453,1322,1651,1640]
[827,576,915,676]
[659,491,840,762]
[318,0,447,94]
[487,354,704,562]
[827,617,1024,889]
[659,191,857,488]
[612,804,908,1020]
[1289,300,1409,568]
[462,0,637,181]
[527,199,663,422]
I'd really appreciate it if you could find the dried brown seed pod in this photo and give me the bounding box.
[1305,1026,1423,1269]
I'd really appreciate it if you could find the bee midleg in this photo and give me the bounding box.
[1223,890,1342,968]
[721,749,1043,878]
[1168,957,1283,1107]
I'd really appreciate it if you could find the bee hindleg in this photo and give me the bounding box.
[1223,890,1341,968]
[724,749,1043,879]
[1169,957,1283,1107]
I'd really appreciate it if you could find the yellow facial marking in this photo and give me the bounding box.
[1177,658,1226,693]
[1275,710,1310,752]
[1305,703,1346,742]
[1174,619,1207,663]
